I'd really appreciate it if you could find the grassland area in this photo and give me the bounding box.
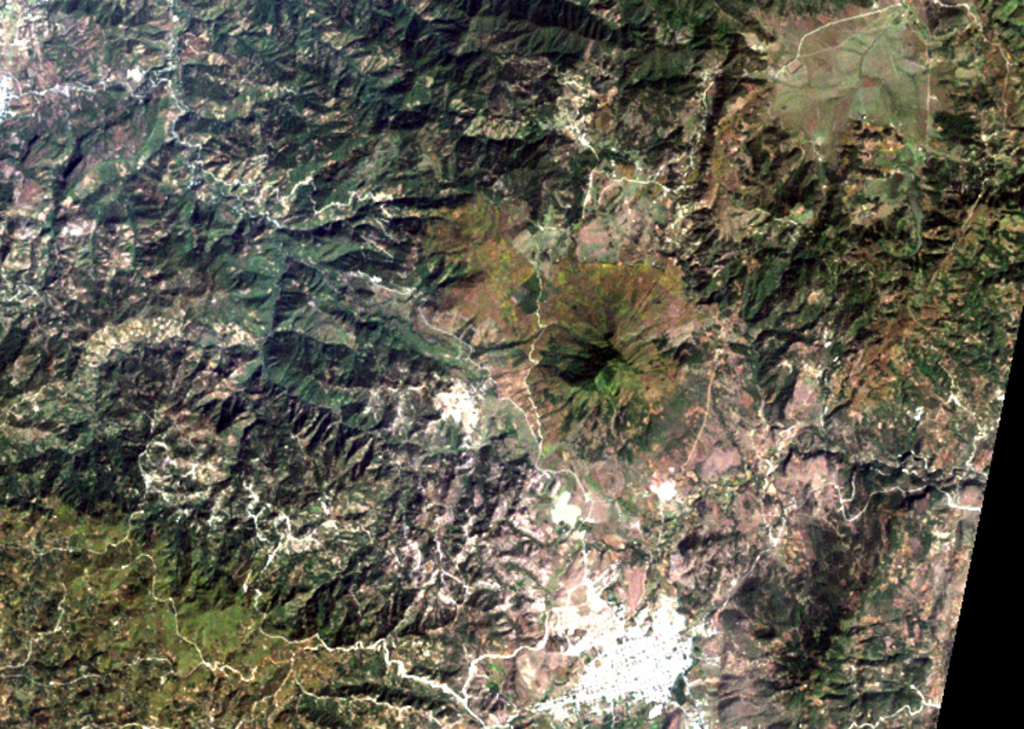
[769,2,934,152]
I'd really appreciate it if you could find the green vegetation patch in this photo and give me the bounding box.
[771,4,930,151]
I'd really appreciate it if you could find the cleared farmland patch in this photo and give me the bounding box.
[770,2,931,152]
